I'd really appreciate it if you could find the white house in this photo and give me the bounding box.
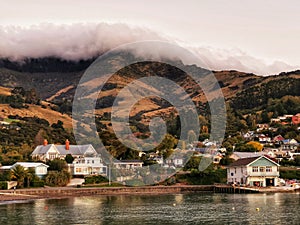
[258,134,271,144]
[227,155,280,187]
[281,139,298,151]
[69,157,107,176]
[1,162,49,178]
[31,139,98,161]
[113,160,143,170]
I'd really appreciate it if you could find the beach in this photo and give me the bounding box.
[1,184,299,203]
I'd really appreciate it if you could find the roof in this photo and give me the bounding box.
[14,162,49,168]
[229,156,260,167]
[56,144,96,156]
[232,151,264,159]
[31,144,97,156]
[31,144,56,155]
[0,162,49,170]
[229,156,280,167]
[114,160,143,164]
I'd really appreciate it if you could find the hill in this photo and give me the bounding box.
[0,56,299,123]
[0,56,299,163]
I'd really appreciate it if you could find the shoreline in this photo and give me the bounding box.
[0,185,213,202]
[0,185,299,203]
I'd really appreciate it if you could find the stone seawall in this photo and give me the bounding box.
[0,185,214,202]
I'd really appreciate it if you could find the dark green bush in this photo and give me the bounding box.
[0,181,8,190]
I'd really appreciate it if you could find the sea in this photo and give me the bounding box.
[0,192,299,225]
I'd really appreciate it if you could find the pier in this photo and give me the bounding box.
[213,184,260,193]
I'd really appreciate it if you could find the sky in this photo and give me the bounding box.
[0,0,299,75]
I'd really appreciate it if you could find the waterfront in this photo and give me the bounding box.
[1,193,300,224]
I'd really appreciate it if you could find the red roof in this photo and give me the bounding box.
[229,155,279,167]
[229,156,260,167]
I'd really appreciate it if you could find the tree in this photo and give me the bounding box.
[11,165,27,188]
[188,130,197,144]
[261,111,270,123]
[155,134,177,152]
[247,141,263,151]
[184,156,201,170]
[65,154,74,164]
[45,171,71,187]
[47,159,67,171]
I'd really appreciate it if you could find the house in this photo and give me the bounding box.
[0,162,49,178]
[213,153,223,164]
[113,160,143,170]
[243,131,254,140]
[69,157,107,176]
[292,113,300,125]
[165,157,184,168]
[258,134,271,144]
[281,139,298,151]
[257,124,269,132]
[227,155,280,187]
[31,139,98,161]
[273,135,284,143]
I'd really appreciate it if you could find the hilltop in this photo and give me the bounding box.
[1,56,299,119]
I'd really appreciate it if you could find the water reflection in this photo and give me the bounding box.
[0,193,300,224]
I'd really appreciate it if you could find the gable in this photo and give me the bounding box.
[249,157,277,167]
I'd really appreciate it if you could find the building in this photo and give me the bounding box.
[281,139,298,151]
[258,134,271,144]
[227,155,280,187]
[0,162,49,178]
[114,160,143,170]
[256,124,269,132]
[69,157,107,176]
[292,114,300,125]
[31,139,98,161]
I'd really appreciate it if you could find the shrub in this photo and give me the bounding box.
[125,179,145,186]
[31,181,45,187]
[45,170,71,187]
[0,181,8,190]
[84,175,108,184]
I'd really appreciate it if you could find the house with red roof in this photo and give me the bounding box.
[227,155,280,187]
[292,113,300,125]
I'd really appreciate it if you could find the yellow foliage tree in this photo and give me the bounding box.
[247,141,263,151]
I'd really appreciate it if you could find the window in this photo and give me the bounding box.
[266,166,272,172]
[92,160,94,164]
[49,153,57,160]
[259,167,265,172]
[231,172,234,176]
[252,166,258,172]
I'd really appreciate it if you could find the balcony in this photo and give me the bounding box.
[249,171,279,177]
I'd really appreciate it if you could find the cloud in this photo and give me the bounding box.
[0,23,164,61]
[189,46,299,75]
[0,23,298,75]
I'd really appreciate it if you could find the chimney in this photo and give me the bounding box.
[43,139,48,146]
[65,139,70,150]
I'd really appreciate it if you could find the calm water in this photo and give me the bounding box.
[1,192,300,225]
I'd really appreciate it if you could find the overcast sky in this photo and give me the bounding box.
[0,0,299,75]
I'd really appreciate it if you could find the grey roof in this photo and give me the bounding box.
[232,151,264,159]
[31,144,97,156]
[31,144,56,155]
[14,162,49,168]
[56,144,96,156]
